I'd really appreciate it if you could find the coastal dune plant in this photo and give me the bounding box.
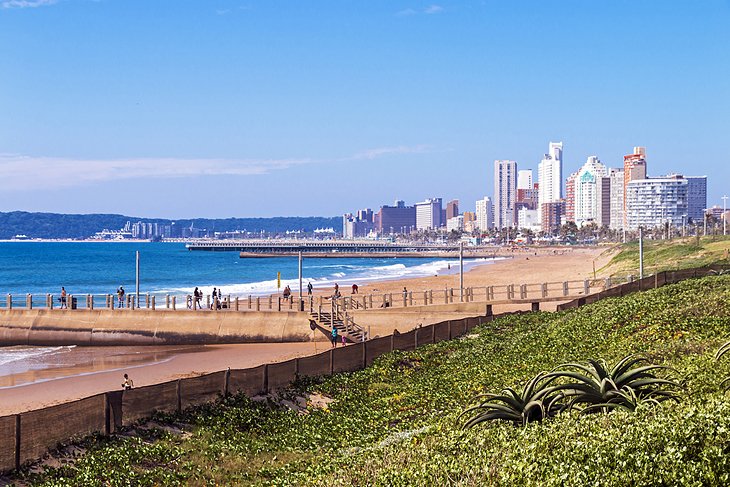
[461,372,564,428]
[547,354,681,414]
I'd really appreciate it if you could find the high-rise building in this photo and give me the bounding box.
[516,182,539,211]
[564,172,578,223]
[376,203,416,235]
[475,197,494,232]
[445,200,459,220]
[415,198,443,230]
[517,170,533,190]
[541,201,564,233]
[356,208,374,223]
[625,176,688,230]
[538,141,563,224]
[623,147,647,227]
[574,156,608,227]
[517,208,541,232]
[494,160,517,229]
[605,169,625,230]
[686,176,708,223]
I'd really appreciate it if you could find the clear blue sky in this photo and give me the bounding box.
[1,0,728,218]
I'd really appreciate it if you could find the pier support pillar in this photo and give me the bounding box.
[26,294,32,310]
[235,297,239,311]
[172,296,176,310]
[151,296,155,310]
[256,297,261,311]
[88,294,93,310]
[7,294,12,310]
[166,295,170,309]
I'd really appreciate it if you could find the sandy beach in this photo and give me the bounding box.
[0,245,612,416]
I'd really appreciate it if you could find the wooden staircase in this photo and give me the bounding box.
[311,300,367,343]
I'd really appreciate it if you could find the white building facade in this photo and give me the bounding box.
[574,156,608,227]
[625,177,688,230]
[415,198,443,230]
[475,196,494,231]
[446,215,464,232]
[537,141,563,223]
[517,170,533,190]
[494,160,517,229]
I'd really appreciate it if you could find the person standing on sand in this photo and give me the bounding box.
[121,373,134,390]
[307,282,313,295]
[60,287,67,309]
[331,325,338,348]
[351,283,358,294]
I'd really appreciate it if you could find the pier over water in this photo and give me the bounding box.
[186,240,501,258]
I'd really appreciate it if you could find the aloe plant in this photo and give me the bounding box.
[461,372,564,428]
[548,355,680,413]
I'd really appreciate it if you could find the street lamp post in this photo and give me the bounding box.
[723,195,728,236]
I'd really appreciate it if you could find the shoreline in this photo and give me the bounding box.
[0,245,612,415]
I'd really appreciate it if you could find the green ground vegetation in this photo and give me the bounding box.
[600,235,730,277]
[14,274,730,486]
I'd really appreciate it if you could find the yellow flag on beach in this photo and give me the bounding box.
[277,272,281,289]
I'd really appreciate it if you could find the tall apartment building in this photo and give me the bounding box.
[445,200,460,221]
[517,170,533,190]
[475,196,494,232]
[342,213,374,239]
[574,156,608,227]
[625,176,688,230]
[494,160,517,229]
[565,172,578,223]
[623,147,647,227]
[541,201,564,234]
[686,176,708,223]
[446,215,464,232]
[598,168,625,230]
[538,142,563,227]
[415,198,443,230]
[376,201,416,235]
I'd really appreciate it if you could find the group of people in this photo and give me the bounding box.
[186,287,224,309]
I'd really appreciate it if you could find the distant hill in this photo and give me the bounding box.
[0,212,341,239]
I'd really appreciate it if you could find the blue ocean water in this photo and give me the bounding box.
[0,242,488,298]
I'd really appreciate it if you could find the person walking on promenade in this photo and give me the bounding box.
[330,325,338,348]
[334,283,339,295]
[117,286,125,308]
[60,287,67,309]
[341,333,346,347]
[351,283,359,294]
[283,285,291,299]
[211,288,218,309]
[194,287,202,309]
[121,373,134,390]
[307,282,313,295]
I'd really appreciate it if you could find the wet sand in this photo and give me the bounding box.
[0,342,319,415]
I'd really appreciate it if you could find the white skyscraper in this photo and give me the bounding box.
[574,156,608,227]
[475,196,494,231]
[414,198,443,230]
[517,170,533,190]
[494,160,517,229]
[538,141,563,223]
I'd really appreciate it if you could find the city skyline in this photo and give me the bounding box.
[1,1,729,218]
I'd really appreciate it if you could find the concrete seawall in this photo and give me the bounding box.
[0,310,319,346]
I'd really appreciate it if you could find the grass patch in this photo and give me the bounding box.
[14,275,730,486]
[601,236,730,277]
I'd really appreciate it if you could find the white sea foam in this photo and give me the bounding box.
[154,257,503,297]
[0,345,76,367]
